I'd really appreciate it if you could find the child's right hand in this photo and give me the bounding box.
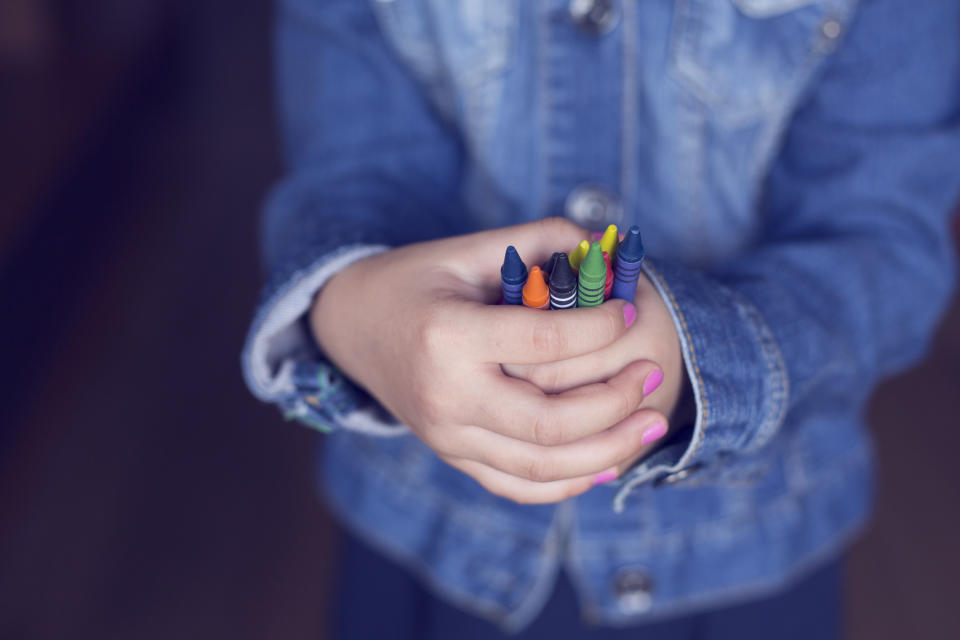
[310,219,668,504]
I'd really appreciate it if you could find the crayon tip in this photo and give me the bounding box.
[542,252,562,283]
[522,266,550,309]
[618,226,645,262]
[501,245,528,283]
[599,224,619,257]
[549,253,576,290]
[581,242,605,274]
[569,240,591,270]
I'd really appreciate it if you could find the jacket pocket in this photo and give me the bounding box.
[669,0,854,126]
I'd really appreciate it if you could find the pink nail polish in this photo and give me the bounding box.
[623,303,637,328]
[643,368,663,395]
[591,231,603,241]
[593,469,618,485]
[641,422,667,446]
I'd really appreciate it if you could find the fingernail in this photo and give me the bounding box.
[623,303,637,328]
[591,231,603,241]
[593,469,618,485]
[641,421,667,446]
[642,368,662,395]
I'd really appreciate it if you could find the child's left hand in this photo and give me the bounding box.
[502,272,687,477]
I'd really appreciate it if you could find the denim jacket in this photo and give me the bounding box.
[241,0,960,630]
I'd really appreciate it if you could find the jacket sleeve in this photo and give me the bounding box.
[241,0,464,433]
[616,0,960,504]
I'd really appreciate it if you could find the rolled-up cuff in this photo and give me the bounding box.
[241,243,407,435]
[614,259,789,511]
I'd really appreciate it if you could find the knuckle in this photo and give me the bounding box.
[615,385,635,418]
[526,365,562,394]
[518,454,553,483]
[416,306,454,358]
[531,318,568,357]
[601,305,622,339]
[530,411,562,447]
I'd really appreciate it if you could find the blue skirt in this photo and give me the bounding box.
[329,530,842,640]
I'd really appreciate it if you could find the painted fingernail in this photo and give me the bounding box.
[641,421,667,446]
[591,231,603,241]
[593,469,618,485]
[642,368,663,395]
[623,302,637,328]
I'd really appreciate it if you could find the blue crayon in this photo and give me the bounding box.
[611,226,645,301]
[500,245,528,305]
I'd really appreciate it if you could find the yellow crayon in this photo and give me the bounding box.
[599,224,619,258]
[568,240,590,271]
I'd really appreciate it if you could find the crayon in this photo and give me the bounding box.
[548,253,577,310]
[522,266,550,309]
[602,251,614,300]
[542,252,562,285]
[611,225,646,302]
[569,240,590,271]
[500,245,527,305]
[577,242,607,308]
[599,224,619,259]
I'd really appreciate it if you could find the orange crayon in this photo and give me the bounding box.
[522,266,550,309]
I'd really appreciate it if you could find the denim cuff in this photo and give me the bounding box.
[613,259,789,511]
[240,244,408,435]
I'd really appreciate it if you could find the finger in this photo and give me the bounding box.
[442,456,597,504]
[450,217,589,280]
[457,409,668,482]
[450,299,636,364]
[614,419,672,477]
[476,360,656,445]
[505,350,663,396]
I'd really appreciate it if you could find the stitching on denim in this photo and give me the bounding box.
[535,0,550,218]
[589,441,869,550]
[729,287,790,449]
[649,263,710,457]
[612,262,709,512]
[619,1,638,215]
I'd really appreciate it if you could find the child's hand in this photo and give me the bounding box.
[502,272,686,477]
[310,219,668,504]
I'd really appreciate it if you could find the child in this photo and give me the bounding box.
[242,0,960,637]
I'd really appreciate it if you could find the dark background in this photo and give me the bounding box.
[0,1,958,638]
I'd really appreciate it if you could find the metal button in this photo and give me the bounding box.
[821,19,842,40]
[613,569,654,614]
[568,0,620,34]
[654,463,703,487]
[564,185,622,230]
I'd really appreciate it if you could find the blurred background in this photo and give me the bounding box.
[0,1,958,638]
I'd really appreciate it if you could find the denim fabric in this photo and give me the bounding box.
[240,0,960,630]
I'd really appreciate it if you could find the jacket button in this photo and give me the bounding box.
[564,185,622,230]
[568,0,620,34]
[654,463,704,487]
[613,569,654,614]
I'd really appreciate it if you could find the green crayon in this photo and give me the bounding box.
[577,242,607,308]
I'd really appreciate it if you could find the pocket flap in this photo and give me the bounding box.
[731,0,819,18]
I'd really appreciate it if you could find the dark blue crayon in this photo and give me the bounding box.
[611,225,645,301]
[500,245,528,305]
[548,253,577,310]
